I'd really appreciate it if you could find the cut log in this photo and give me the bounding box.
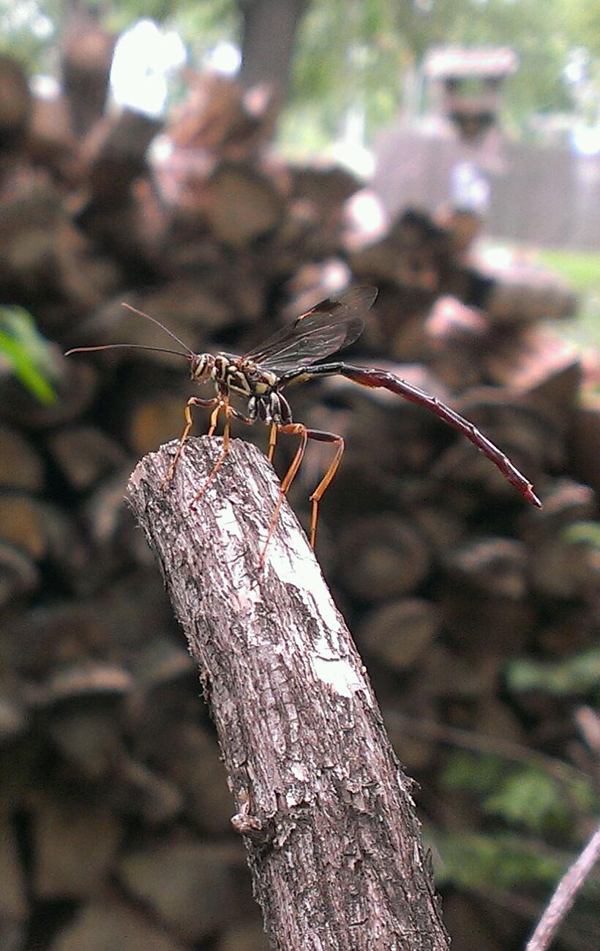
[570,399,600,497]
[0,56,32,149]
[108,757,183,824]
[485,327,582,399]
[519,478,597,537]
[47,425,127,491]
[82,468,154,574]
[80,108,161,204]
[146,722,237,835]
[0,693,29,745]
[416,644,502,699]
[126,393,189,457]
[30,796,121,899]
[335,513,432,602]
[51,894,189,951]
[480,265,578,325]
[0,425,44,492]
[204,162,285,245]
[411,505,468,555]
[0,818,27,949]
[290,163,362,217]
[28,91,76,180]
[0,495,90,591]
[356,598,440,671]
[218,920,270,951]
[530,536,600,601]
[439,593,536,654]
[0,493,49,560]
[0,169,120,318]
[167,72,276,159]
[442,537,529,600]
[0,359,98,430]
[45,707,126,781]
[118,840,250,941]
[2,601,119,679]
[34,662,132,709]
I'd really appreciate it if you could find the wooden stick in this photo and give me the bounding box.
[127,436,449,951]
[524,822,600,951]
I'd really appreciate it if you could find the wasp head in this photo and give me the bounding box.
[190,353,214,382]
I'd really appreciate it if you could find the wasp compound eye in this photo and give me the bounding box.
[191,354,213,382]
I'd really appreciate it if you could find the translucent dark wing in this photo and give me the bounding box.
[241,285,377,375]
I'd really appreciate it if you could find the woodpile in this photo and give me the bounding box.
[0,41,598,951]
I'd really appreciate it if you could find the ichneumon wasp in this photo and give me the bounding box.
[66,286,541,557]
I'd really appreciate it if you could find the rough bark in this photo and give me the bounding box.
[127,436,449,951]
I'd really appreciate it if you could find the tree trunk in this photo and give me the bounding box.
[127,436,449,951]
[239,0,307,99]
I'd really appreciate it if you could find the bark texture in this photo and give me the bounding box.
[239,0,307,96]
[127,436,449,951]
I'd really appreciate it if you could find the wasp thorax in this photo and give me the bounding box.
[191,353,214,382]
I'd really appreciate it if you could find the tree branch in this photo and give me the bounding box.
[127,436,449,951]
[525,822,600,951]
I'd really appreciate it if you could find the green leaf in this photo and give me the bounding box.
[432,831,568,891]
[506,649,600,696]
[484,769,569,833]
[563,521,600,549]
[0,307,58,405]
[442,751,504,796]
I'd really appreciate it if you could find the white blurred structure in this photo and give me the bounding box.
[110,19,187,118]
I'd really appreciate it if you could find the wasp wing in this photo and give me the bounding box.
[242,286,377,376]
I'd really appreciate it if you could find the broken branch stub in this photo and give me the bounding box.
[127,436,449,951]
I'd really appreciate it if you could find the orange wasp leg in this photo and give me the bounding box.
[190,399,233,507]
[267,423,278,462]
[259,424,344,566]
[306,430,345,548]
[162,395,220,488]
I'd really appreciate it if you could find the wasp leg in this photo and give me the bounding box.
[259,424,344,565]
[267,423,278,462]
[259,423,308,566]
[190,401,234,508]
[208,401,223,437]
[162,396,219,488]
[304,430,345,548]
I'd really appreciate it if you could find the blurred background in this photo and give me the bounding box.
[0,1,599,950]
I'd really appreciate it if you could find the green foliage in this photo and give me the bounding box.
[537,249,600,295]
[483,769,593,834]
[442,750,504,796]
[506,649,600,697]
[0,306,57,404]
[536,247,600,352]
[442,750,596,835]
[564,521,600,549]
[286,0,406,141]
[433,831,568,890]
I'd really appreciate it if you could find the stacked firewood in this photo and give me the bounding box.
[1,24,598,951]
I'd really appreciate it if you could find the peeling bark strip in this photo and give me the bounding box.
[127,437,449,951]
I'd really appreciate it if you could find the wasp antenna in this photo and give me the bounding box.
[65,343,192,359]
[121,303,194,356]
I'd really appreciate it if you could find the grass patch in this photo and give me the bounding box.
[536,247,600,351]
[536,249,600,296]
